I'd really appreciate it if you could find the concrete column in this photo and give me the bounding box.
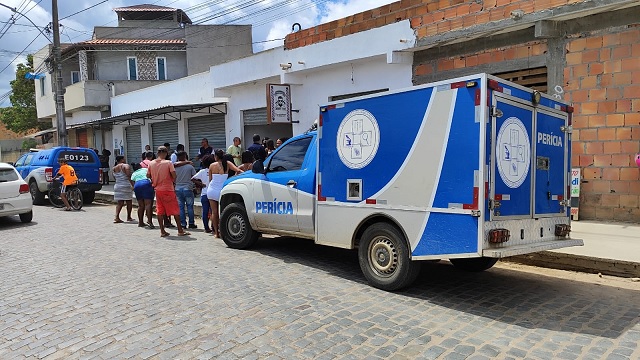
[78,50,88,81]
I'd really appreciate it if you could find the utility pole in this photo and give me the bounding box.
[52,0,67,146]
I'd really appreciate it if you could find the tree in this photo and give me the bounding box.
[0,54,49,133]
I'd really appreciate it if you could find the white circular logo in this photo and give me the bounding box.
[496,117,530,189]
[336,109,380,169]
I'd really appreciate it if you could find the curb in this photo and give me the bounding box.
[96,191,640,279]
[506,251,640,278]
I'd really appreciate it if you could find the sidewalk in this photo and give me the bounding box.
[95,185,640,278]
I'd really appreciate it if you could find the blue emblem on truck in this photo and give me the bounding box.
[256,200,294,214]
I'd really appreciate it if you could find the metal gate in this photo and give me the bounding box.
[151,121,179,151]
[187,114,226,158]
[243,108,267,126]
[243,107,293,146]
[125,125,142,161]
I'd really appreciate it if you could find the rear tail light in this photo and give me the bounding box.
[489,228,510,243]
[99,169,103,184]
[45,167,53,182]
[19,184,29,194]
[555,224,571,237]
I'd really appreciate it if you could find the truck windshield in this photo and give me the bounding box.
[268,137,312,172]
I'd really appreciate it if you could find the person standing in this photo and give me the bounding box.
[195,138,214,169]
[247,134,267,162]
[207,149,243,237]
[227,137,242,167]
[131,166,155,229]
[174,151,197,229]
[147,146,190,237]
[100,149,111,185]
[238,151,254,172]
[265,139,275,155]
[191,155,215,233]
[112,156,134,223]
[139,151,153,169]
[170,144,184,163]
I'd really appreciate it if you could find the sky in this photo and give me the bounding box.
[0,0,396,107]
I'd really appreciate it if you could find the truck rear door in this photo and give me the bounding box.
[534,108,568,216]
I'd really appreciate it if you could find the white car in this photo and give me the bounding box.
[0,162,33,223]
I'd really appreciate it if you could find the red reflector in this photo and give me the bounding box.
[560,105,574,113]
[494,194,503,201]
[557,195,564,201]
[19,184,29,194]
[475,89,481,106]
[327,104,336,110]
[488,79,503,92]
[99,169,103,184]
[318,185,326,201]
[489,228,510,243]
[318,114,323,126]
[366,199,376,204]
[451,81,466,89]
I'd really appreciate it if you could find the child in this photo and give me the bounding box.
[55,158,78,211]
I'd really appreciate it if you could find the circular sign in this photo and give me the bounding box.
[336,109,380,169]
[496,117,530,188]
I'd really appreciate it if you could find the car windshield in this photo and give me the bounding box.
[0,168,19,182]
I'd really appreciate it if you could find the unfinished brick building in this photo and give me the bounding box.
[285,0,640,221]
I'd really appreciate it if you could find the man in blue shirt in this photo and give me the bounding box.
[247,134,267,162]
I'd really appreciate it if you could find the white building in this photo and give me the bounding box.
[83,20,416,164]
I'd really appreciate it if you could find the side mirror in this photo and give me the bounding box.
[252,160,265,174]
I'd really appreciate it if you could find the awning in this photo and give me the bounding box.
[69,100,228,129]
[28,128,57,138]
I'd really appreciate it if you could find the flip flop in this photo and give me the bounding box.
[178,231,191,236]
[146,223,155,229]
[113,219,123,223]
[127,218,135,222]
[160,232,170,237]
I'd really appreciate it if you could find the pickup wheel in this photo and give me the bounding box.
[450,257,498,272]
[29,180,45,205]
[220,203,259,249]
[82,191,95,205]
[358,223,420,291]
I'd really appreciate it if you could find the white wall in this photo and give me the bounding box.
[110,71,221,115]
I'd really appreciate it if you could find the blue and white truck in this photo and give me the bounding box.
[219,73,583,291]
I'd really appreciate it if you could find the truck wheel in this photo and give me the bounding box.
[358,223,420,291]
[29,181,45,205]
[82,191,95,204]
[450,257,498,272]
[220,203,259,249]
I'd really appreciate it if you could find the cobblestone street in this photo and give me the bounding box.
[1,204,639,359]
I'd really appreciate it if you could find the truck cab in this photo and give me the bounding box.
[219,131,317,242]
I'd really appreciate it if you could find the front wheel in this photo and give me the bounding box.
[358,223,421,291]
[220,203,259,249]
[48,183,64,208]
[450,257,498,272]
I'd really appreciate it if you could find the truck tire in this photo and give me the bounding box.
[220,203,259,249]
[358,223,421,291]
[82,191,95,205]
[29,180,45,205]
[450,257,498,272]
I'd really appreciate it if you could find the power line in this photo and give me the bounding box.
[60,0,109,21]
[0,32,40,75]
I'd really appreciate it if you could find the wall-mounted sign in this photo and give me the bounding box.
[570,168,580,220]
[267,84,292,124]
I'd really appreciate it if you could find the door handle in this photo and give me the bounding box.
[287,180,297,188]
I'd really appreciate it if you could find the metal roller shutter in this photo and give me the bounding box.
[187,114,226,157]
[151,121,179,151]
[243,108,267,126]
[125,125,141,161]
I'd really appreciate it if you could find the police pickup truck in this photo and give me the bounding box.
[219,73,583,291]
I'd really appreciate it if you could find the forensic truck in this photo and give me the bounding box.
[219,73,583,291]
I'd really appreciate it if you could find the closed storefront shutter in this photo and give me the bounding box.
[125,125,141,161]
[187,114,226,158]
[151,121,179,151]
[77,129,88,148]
[243,108,267,126]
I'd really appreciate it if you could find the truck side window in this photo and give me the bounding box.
[24,154,34,166]
[268,137,312,172]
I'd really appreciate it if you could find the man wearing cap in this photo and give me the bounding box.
[147,146,190,237]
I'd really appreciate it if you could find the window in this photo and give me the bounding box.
[268,137,312,172]
[14,155,27,167]
[24,154,34,166]
[127,57,137,80]
[0,168,19,182]
[71,71,80,84]
[156,57,167,80]
[39,78,45,96]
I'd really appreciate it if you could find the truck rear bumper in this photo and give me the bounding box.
[483,238,584,258]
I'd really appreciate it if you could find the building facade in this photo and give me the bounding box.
[283,0,640,221]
